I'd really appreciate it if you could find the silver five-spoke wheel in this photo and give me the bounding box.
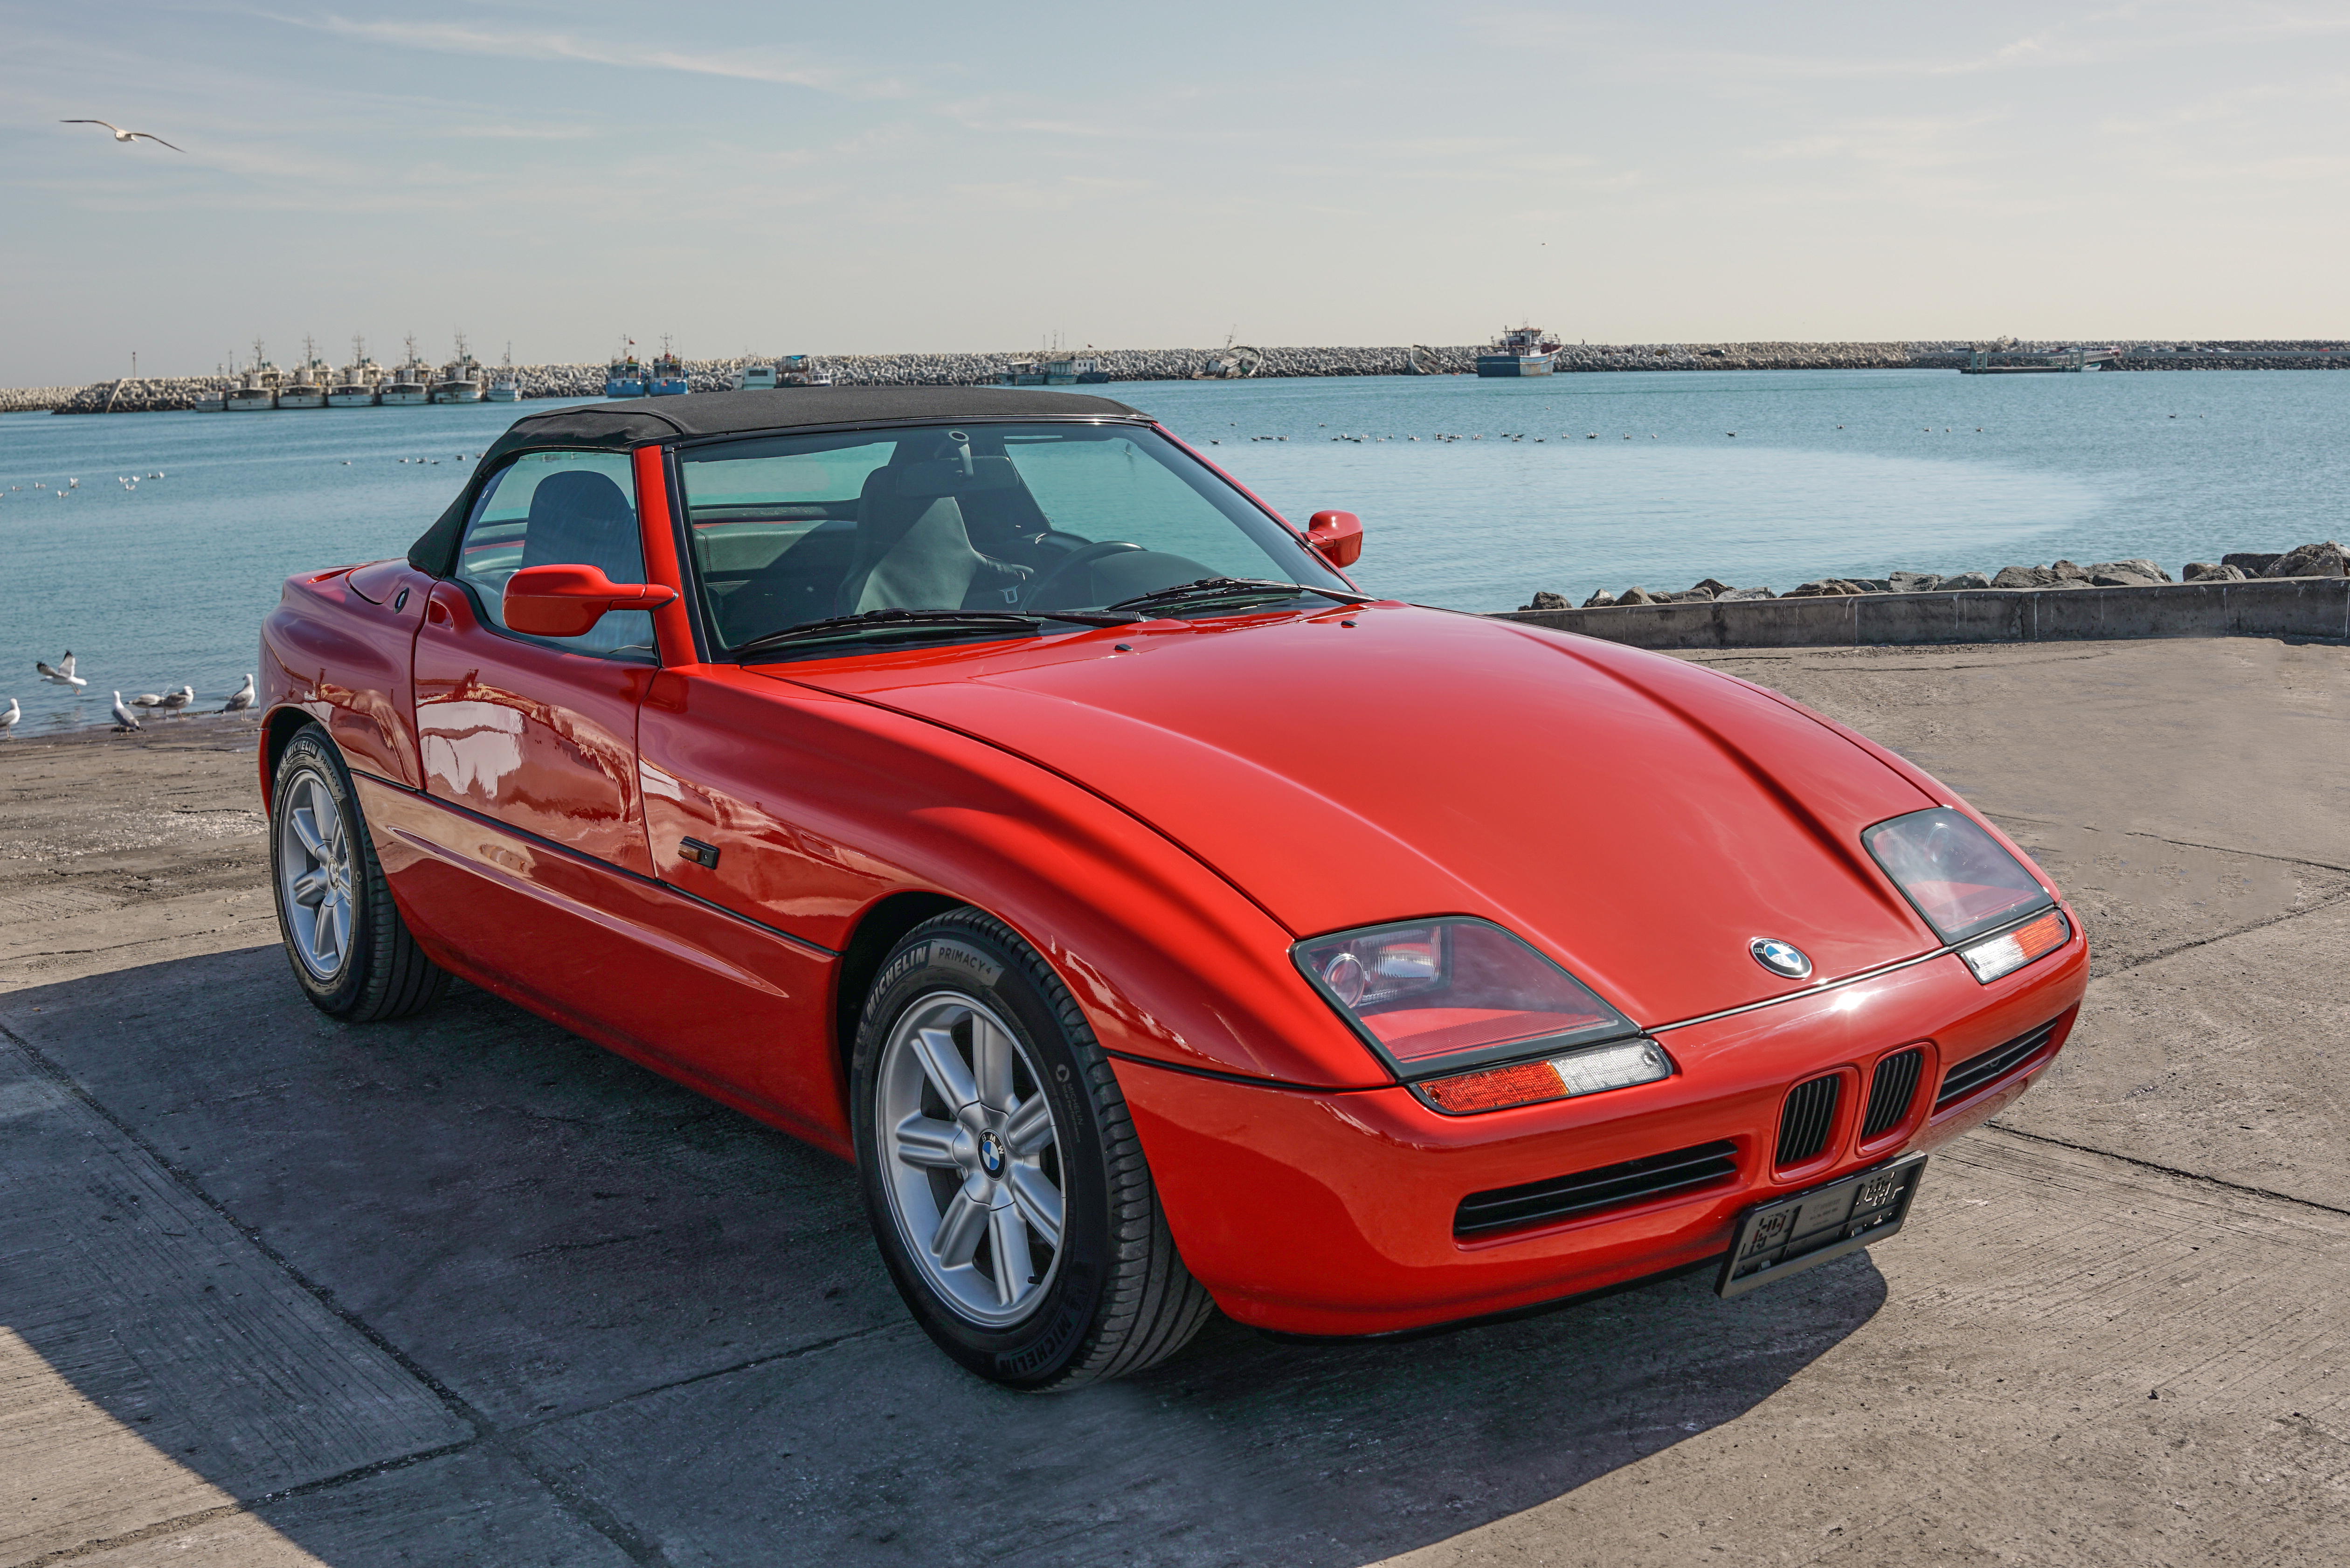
[278,770,354,981]
[877,991,1065,1326]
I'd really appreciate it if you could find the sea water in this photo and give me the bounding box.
[3,368,2344,733]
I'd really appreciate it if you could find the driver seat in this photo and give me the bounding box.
[835,471,1030,615]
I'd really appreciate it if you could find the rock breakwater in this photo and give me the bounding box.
[25,338,2350,413]
[1527,541,2348,611]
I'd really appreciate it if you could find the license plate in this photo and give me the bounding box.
[1714,1152,1928,1299]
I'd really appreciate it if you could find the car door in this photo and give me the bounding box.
[386,446,843,1143]
[397,451,665,1014]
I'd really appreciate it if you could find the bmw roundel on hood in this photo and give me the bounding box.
[772,604,1945,1029]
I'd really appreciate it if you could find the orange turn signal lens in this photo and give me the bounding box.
[1420,1060,1567,1114]
[1417,1038,1673,1115]
[1958,908,2071,983]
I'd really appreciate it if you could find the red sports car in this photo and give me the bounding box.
[257,388,2088,1389]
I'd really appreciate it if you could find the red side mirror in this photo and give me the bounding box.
[502,564,678,637]
[1306,510,1365,570]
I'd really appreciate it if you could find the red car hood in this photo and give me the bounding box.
[778,605,1939,1027]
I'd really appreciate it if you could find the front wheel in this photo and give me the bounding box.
[269,724,449,1021]
[851,909,1215,1389]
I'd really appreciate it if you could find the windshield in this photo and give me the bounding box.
[676,421,1349,654]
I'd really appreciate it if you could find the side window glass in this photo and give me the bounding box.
[453,451,657,660]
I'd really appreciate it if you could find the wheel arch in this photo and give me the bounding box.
[259,703,322,802]
[833,889,969,1118]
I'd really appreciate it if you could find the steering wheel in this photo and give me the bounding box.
[1019,541,1143,613]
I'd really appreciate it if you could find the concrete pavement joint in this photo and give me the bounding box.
[2,1441,480,1568]
[0,1017,688,1568]
[2094,884,2350,978]
[1980,1124,2350,1220]
[0,1012,894,1566]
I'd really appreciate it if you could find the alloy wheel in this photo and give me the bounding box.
[876,991,1066,1327]
[278,771,354,981]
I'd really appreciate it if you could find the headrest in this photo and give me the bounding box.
[528,469,634,524]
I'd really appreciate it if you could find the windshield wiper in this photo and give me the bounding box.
[731,607,1132,658]
[1104,577,1377,615]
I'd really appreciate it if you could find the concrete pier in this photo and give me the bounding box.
[3,636,2347,1565]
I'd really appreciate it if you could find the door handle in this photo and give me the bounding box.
[678,838,720,870]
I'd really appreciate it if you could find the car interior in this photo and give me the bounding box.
[683,428,1226,650]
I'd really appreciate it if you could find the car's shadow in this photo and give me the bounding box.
[2,946,1885,1567]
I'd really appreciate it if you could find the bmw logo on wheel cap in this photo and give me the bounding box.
[1750,938,1813,979]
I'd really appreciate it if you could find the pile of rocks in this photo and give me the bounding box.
[1520,541,2349,611]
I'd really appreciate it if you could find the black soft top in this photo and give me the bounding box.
[408,386,1149,577]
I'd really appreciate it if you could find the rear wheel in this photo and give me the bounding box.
[851,909,1215,1389]
[269,725,448,1021]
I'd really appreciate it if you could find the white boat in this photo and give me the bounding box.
[277,336,329,409]
[225,369,274,411]
[225,339,278,410]
[329,334,380,407]
[194,370,227,413]
[381,335,431,406]
[432,332,485,403]
[731,359,778,390]
[487,342,520,402]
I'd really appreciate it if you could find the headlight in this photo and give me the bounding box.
[1862,808,2055,944]
[1862,807,2066,982]
[1293,919,1667,1111]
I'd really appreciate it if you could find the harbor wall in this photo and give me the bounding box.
[1489,577,2350,649]
[20,339,2350,413]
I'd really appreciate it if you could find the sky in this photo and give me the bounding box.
[6,1,2347,383]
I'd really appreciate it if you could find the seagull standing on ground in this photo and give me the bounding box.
[1,698,18,738]
[60,119,185,152]
[111,691,142,732]
[221,674,255,713]
[159,684,194,717]
[130,691,165,709]
[37,653,87,691]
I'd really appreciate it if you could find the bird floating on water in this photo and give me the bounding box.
[61,119,184,152]
[221,674,255,713]
[37,653,86,690]
[111,692,142,732]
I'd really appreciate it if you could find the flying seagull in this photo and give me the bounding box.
[37,653,87,690]
[221,674,255,713]
[61,119,184,152]
[111,691,143,732]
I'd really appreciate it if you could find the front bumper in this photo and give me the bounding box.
[1118,929,2087,1336]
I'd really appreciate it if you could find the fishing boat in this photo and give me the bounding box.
[648,338,688,396]
[328,335,380,407]
[487,343,521,402]
[381,335,431,406]
[277,335,330,409]
[225,340,278,410]
[731,359,778,390]
[605,343,645,398]
[194,368,228,413]
[1474,325,1561,377]
[432,333,485,403]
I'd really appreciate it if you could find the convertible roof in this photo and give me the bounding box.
[408,386,1149,576]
